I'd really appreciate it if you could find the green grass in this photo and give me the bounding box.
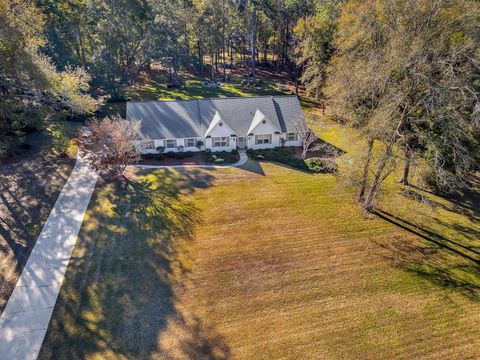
[127,78,290,102]
[101,75,293,118]
[39,118,480,359]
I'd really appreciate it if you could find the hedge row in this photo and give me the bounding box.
[142,151,195,161]
[141,149,240,164]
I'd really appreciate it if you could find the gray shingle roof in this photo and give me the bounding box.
[126,95,305,139]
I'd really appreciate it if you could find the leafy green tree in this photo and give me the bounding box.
[37,0,94,68]
[327,0,480,211]
[91,0,156,99]
[237,0,276,82]
[294,1,339,100]
[0,0,95,155]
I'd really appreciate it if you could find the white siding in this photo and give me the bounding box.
[281,133,303,147]
[204,120,236,151]
[139,138,202,154]
[246,120,281,149]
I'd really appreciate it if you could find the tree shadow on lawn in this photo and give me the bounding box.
[401,185,480,223]
[128,77,285,101]
[0,152,74,314]
[373,209,480,302]
[237,158,266,176]
[39,169,231,360]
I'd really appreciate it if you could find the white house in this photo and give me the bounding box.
[126,95,305,153]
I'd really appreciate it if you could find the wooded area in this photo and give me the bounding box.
[1,0,479,205]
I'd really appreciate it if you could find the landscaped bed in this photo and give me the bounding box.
[246,145,340,173]
[139,149,240,166]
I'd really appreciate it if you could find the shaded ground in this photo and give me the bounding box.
[294,140,345,160]
[0,138,76,314]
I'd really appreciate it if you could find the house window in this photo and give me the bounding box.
[212,137,229,147]
[143,140,155,150]
[184,138,196,147]
[255,134,271,145]
[164,139,177,148]
[286,132,297,142]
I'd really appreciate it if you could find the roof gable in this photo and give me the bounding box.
[204,111,237,137]
[247,109,281,134]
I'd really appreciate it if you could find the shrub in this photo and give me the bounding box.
[211,155,224,163]
[143,153,156,160]
[196,140,204,148]
[156,146,165,153]
[205,150,238,164]
[305,158,338,173]
[246,148,255,158]
[142,153,164,161]
[287,157,309,171]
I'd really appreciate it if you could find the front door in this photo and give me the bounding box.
[237,137,245,149]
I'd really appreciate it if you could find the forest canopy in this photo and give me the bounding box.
[1,0,479,199]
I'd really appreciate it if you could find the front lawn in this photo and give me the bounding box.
[39,120,480,359]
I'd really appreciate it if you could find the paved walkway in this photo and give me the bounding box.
[0,159,98,360]
[134,149,249,169]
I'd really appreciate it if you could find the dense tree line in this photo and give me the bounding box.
[327,0,480,207]
[1,0,339,152]
[35,0,343,96]
[1,0,479,206]
[0,0,96,155]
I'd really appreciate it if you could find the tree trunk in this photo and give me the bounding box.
[197,41,203,73]
[251,10,257,82]
[211,50,215,80]
[283,15,290,70]
[183,0,189,60]
[293,63,299,95]
[263,37,267,63]
[400,148,413,185]
[222,0,226,80]
[362,142,394,212]
[76,24,87,67]
[359,138,374,203]
[230,38,233,69]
